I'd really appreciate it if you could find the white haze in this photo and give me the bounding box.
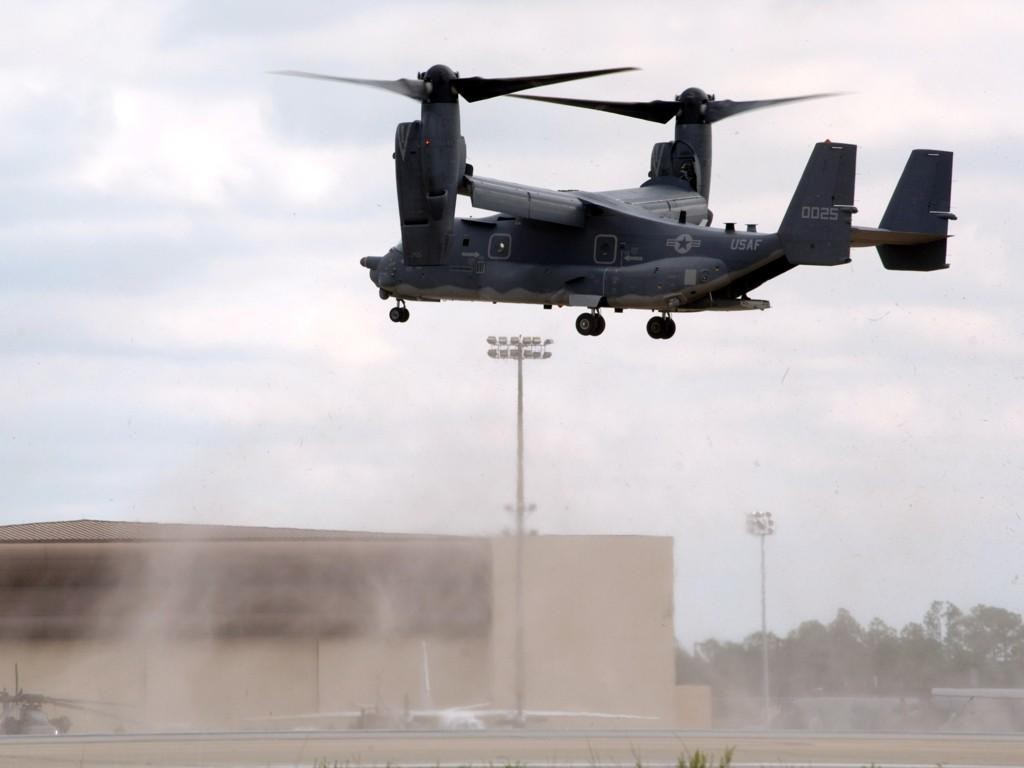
[1,1,1023,646]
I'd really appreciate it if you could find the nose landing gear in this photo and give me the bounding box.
[646,314,676,340]
[389,300,410,323]
[575,311,606,337]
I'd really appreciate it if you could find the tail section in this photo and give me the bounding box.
[851,149,954,271]
[779,142,857,266]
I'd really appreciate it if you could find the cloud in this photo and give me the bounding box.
[826,384,924,437]
[874,306,1020,354]
[2,0,1024,649]
[73,88,362,206]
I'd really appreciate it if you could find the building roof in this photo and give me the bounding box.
[0,519,463,544]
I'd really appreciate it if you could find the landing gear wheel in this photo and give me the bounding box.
[398,307,409,322]
[389,305,409,323]
[575,312,597,336]
[591,313,606,336]
[662,316,676,339]
[646,316,666,339]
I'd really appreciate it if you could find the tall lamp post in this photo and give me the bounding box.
[486,335,553,724]
[746,510,775,729]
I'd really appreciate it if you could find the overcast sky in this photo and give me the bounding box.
[2,1,1022,646]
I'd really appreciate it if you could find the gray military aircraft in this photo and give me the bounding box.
[276,65,955,339]
[249,641,654,730]
[0,665,122,736]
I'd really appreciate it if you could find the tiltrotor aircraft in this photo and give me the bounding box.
[276,65,955,339]
[250,641,653,730]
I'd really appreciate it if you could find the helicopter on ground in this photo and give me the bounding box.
[0,665,120,736]
[275,65,954,340]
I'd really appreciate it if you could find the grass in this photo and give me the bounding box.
[311,754,737,768]
[676,748,735,768]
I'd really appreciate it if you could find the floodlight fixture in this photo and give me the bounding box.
[746,510,776,729]
[484,333,554,725]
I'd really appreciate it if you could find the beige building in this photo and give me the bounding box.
[0,520,703,731]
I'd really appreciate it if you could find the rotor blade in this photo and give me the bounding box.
[47,696,123,708]
[509,94,679,123]
[513,91,847,124]
[46,700,118,716]
[455,67,638,103]
[269,70,427,100]
[705,92,844,122]
[54,701,145,726]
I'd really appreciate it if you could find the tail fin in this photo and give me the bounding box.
[779,142,857,266]
[855,149,954,271]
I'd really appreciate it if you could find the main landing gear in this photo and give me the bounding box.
[388,300,410,323]
[646,314,676,340]
[575,311,606,337]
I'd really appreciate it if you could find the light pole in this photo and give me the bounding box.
[746,510,775,729]
[486,334,553,724]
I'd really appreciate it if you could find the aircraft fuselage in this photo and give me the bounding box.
[368,215,781,313]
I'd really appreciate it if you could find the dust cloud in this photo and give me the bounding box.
[0,530,492,732]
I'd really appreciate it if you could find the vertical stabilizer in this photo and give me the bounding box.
[779,142,857,266]
[877,149,954,271]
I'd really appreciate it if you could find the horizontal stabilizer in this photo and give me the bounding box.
[850,226,948,247]
[875,149,955,271]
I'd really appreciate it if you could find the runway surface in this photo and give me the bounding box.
[1,729,1023,768]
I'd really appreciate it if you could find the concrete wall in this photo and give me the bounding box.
[317,635,491,714]
[675,685,712,729]
[0,635,491,731]
[490,535,675,726]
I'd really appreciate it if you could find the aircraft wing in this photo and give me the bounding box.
[525,709,656,720]
[407,703,492,717]
[932,687,1024,700]
[463,175,585,227]
[590,181,708,224]
[463,175,707,228]
[466,707,657,721]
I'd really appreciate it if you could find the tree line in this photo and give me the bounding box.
[678,602,1024,699]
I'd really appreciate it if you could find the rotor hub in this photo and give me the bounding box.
[420,64,459,103]
[676,87,711,123]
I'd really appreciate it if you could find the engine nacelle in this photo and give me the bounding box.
[648,121,713,201]
[650,141,702,192]
[393,102,466,267]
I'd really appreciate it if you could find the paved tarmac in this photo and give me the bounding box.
[1,729,1023,768]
